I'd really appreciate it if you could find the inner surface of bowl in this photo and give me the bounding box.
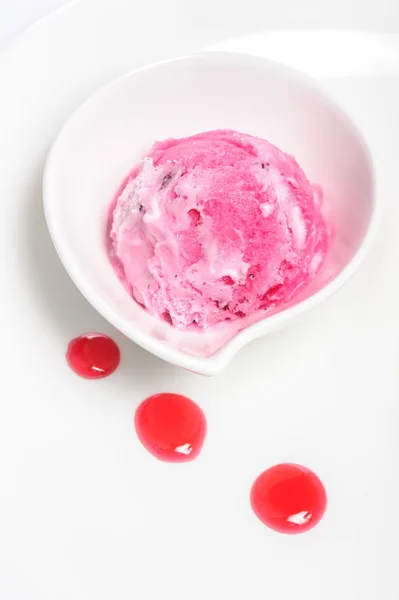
[44,52,374,366]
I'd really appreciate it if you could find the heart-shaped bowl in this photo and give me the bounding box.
[43,52,376,375]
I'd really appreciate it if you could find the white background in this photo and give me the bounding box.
[0,1,399,599]
[0,0,71,47]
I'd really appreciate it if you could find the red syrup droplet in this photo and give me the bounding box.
[66,333,120,379]
[135,393,207,462]
[250,463,327,534]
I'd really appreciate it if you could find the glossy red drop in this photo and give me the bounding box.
[66,333,120,379]
[250,463,327,534]
[135,393,207,462]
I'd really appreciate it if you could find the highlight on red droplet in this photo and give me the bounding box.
[134,393,207,462]
[250,463,327,534]
[66,333,120,379]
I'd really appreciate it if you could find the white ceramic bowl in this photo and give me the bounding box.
[43,51,376,375]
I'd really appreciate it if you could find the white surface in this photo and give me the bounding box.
[0,0,72,47]
[0,2,398,600]
[44,52,375,374]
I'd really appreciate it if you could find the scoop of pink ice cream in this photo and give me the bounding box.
[109,130,328,329]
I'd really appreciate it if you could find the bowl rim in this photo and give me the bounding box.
[43,50,378,376]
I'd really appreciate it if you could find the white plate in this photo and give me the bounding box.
[0,1,398,598]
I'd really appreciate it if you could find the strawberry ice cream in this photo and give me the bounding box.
[109,130,328,330]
